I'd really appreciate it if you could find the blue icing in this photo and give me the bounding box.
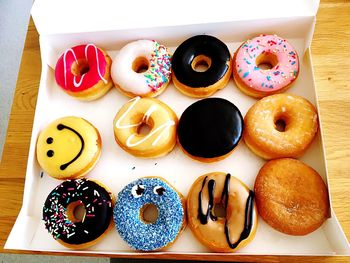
[113,178,184,251]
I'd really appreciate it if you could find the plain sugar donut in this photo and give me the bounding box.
[244,94,318,159]
[254,158,329,235]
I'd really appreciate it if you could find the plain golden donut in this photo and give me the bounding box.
[244,93,318,159]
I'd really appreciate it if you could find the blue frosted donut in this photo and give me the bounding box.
[113,177,185,251]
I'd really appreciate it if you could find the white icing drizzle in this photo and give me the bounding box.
[115,96,175,147]
[62,44,108,89]
[126,120,175,147]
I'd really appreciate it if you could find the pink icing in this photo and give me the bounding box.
[234,34,299,92]
[55,44,108,92]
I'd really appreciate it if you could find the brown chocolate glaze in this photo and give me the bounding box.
[198,173,255,249]
[178,98,243,159]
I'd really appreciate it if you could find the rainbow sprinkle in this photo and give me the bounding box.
[144,41,171,92]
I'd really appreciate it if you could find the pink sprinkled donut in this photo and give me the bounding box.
[55,44,113,101]
[233,34,299,98]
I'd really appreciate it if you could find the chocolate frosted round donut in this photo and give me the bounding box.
[178,98,243,162]
[43,179,114,249]
[172,35,232,98]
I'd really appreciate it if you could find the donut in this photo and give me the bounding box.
[43,179,114,249]
[113,97,177,158]
[113,177,186,251]
[187,172,257,252]
[243,94,318,159]
[177,98,243,162]
[55,44,113,101]
[172,35,232,98]
[233,34,299,98]
[111,40,171,98]
[254,158,329,235]
[36,116,101,179]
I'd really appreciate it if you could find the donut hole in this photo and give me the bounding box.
[192,55,212,72]
[140,203,159,224]
[71,59,90,76]
[274,116,288,132]
[256,52,278,70]
[67,201,86,223]
[132,57,150,73]
[137,122,153,135]
[213,203,227,218]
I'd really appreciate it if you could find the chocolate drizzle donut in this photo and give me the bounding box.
[198,174,255,249]
[43,179,114,248]
[172,35,232,97]
[187,172,258,252]
[178,98,243,162]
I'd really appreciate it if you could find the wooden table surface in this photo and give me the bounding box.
[1,1,349,261]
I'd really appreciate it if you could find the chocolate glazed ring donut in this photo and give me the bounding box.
[172,35,232,98]
[43,179,114,249]
[178,98,243,162]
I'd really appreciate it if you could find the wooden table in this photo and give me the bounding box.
[1,1,349,261]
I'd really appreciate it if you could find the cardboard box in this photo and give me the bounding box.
[5,0,350,256]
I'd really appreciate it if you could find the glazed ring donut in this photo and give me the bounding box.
[244,94,318,159]
[55,44,113,101]
[113,97,177,158]
[254,158,329,235]
[178,98,243,162]
[111,40,171,98]
[233,34,299,98]
[113,177,186,251]
[187,172,258,252]
[43,179,114,249]
[36,116,101,180]
[172,35,232,98]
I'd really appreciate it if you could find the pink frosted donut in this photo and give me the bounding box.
[55,44,113,101]
[233,34,299,98]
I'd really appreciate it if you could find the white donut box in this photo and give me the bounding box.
[5,0,350,258]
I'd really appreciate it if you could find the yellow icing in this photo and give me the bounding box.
[36,116,101,179]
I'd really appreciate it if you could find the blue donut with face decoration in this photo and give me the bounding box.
[113,177,185,251]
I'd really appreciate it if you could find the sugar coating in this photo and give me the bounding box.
[113,178,184,251]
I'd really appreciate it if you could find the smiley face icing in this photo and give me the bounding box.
[36,116,102,180]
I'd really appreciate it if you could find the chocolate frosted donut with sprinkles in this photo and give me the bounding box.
[111,40,171,98]
[43,179,114,249]
[233,34,299,98]
[113,177,186,251]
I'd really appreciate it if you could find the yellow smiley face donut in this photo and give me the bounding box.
[187,172,258,252]
[36,116,101,179]
[113,97,178,158]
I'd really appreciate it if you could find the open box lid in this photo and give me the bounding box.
[31,0,320,36]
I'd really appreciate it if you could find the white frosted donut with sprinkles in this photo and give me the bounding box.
[111,40,171,98]
[233,34,299,98]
